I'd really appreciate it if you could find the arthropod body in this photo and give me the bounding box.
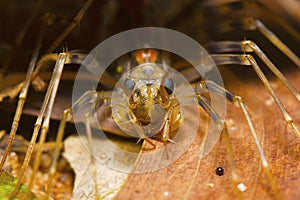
[111,49,183,142]
[0,1,299,199]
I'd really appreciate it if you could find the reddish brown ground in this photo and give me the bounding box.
[115,66,300,200]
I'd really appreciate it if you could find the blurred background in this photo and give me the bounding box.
[0,0,299,138]
[0,0,299,70]
[0,0,299,199]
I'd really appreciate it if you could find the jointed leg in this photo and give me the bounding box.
[162,111,172,142]
[0,52,88,103]
[208,40,300,101]
[84,112,101,200]
[128,110,156,148]
[194,80,282,199]
[45,90,112,196]
[0,50,116,102]
[196,95,241,199]
[46,108,71,197]
[9,53,67,198]
[0,16,48,172]
[0,0,44,79]
[47,0,95,52]
[0,51,109,184]
[210,53,300,138]
[243,18,300,67]
[161,108,178,144]
[253,1,300,42]
[82,112,123,199]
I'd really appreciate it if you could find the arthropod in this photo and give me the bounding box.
[0,0,299,199]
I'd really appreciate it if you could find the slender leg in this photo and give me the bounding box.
[9,53,67,198]
[47,0,95,52]
[0,51,116,101]
[253,2,300,42]
[45,109,69,195]
[194,80,282,200]
[162,110,172,142]
[0,52,85,102]
[0,0,44,79]
[0,51,106,180]
[72,90,112,113]
[83,111,124,199]
[210,53,300,138]
[46,108,70,198]
[47,95,122,198]
[0,19,46,172]
[83,111,125,199]
[45,90,112,197]
[84,112,101,200]
[244,18,300,67]
[196,95,241,199]
[208,40,300,101]
[28,55,71,190]
[127,109,156,148]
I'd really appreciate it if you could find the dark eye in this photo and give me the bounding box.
[164,79,174,95]
[124,78,135,91]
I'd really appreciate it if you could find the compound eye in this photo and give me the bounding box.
[164,79,174,95]
[124,78,135,91]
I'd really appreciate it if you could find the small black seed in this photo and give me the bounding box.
[216,167,224,176]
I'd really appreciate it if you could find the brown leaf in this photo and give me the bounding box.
[115,67,300,200]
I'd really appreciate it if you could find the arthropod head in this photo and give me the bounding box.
[112,50,181,138]
[124,63,175,127]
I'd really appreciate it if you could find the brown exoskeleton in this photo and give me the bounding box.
[1,1,300,199]
[111,49,182,143]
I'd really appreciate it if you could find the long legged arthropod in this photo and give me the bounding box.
[48,45,295,199]
[180,1,299,199]
[0,13,55,171]
[112,2,299,199]
[0,0,299,199]
[0,0,96,198]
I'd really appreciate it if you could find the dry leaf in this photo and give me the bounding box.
[63,134,141,199]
